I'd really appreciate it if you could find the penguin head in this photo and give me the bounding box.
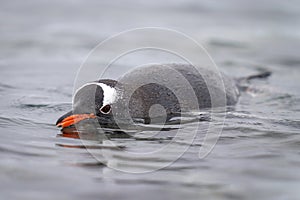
[56,80,119,128]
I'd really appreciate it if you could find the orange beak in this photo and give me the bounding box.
[56,113,96,128]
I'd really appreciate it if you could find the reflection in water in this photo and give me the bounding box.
[55,113,211,173]
[56,111,210,142]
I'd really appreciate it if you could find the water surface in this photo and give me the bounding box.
[0,0,300,199]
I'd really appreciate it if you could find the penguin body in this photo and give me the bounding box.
[56,64,240,128]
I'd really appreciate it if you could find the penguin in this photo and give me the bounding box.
[56,63,269,129]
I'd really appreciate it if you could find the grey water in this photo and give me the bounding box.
[1,0,300,199]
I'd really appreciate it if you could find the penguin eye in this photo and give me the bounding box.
[100,105,111,114]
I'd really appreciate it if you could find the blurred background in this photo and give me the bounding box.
[0,0,299,200]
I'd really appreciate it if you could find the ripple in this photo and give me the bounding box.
[209,39,248,49]
[18,102,71,111]
[55,143,125,150]
[0,115,54,129]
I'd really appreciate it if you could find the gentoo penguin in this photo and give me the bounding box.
[56,64,266,129]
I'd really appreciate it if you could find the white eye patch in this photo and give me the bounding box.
[74,82,117,107]
[96,83,117,106]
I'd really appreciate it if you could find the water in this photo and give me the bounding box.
[1,0,300,199]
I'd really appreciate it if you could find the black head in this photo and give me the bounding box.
[56,79,118,128]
